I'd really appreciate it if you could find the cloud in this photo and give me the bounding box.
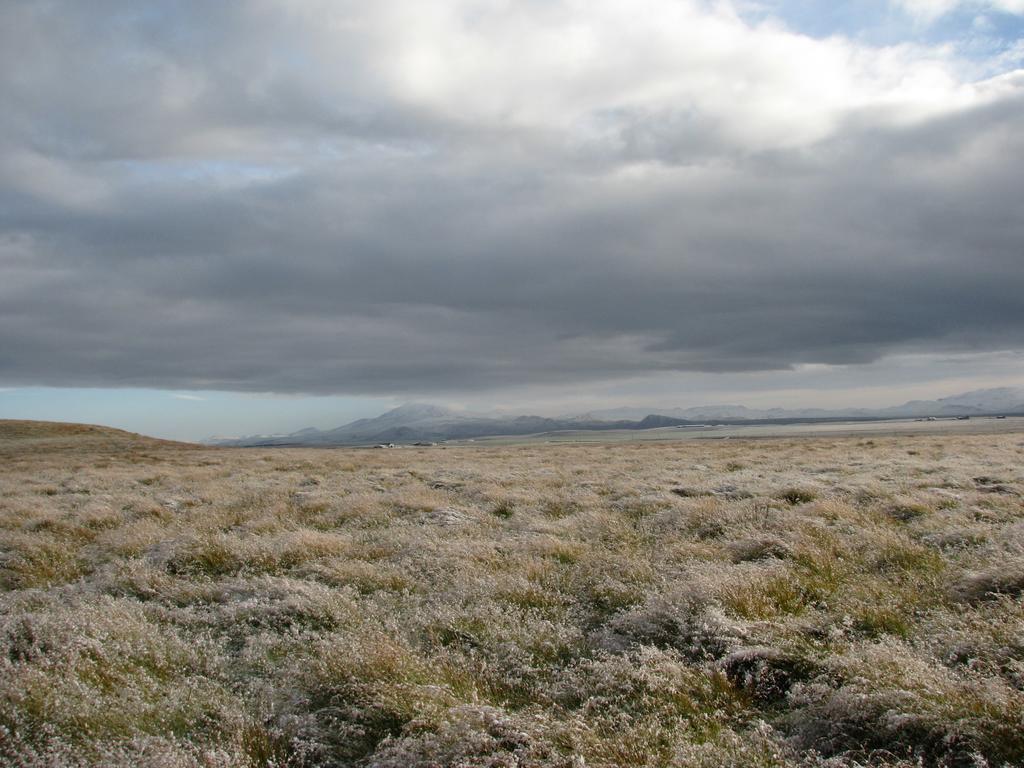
[896,0,1024,23]
[0,1,1022,396]
[171,394,206,401]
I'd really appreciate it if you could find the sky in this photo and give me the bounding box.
[1,0,1022,440]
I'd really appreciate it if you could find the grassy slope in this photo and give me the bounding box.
[1,423,1022,767]
[0,420,191,454]
[0,419,175,441]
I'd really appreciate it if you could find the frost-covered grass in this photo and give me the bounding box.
[1,423,1023,766]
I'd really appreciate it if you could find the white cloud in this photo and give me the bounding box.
[3,0,1008,164]
[896,0,1024,23]
[282,0,999,153]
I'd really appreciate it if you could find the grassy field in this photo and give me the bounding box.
[1,421,1023,767]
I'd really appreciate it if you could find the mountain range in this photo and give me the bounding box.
[208,386,1024,447]
[580,387,1024,421]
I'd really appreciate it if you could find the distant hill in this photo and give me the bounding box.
[584,387,1024,423]
[213,404,640,447]
[0,420,138,440]
[210,387,1024,447]
[881,387,1024,417]
[0,420,189,451]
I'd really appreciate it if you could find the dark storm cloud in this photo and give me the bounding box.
[1,1,1022,395]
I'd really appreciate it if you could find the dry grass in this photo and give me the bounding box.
[1,423,1023,767]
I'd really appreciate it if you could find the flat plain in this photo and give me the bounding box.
[1,421,1023,767]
